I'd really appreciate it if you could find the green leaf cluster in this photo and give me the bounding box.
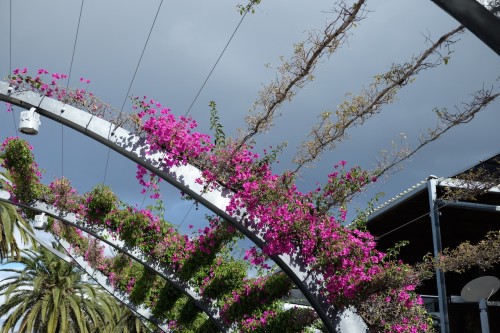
[209,101,225,149]
[222,272,293,323]
[85,184,118,223]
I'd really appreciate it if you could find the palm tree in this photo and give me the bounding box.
[0,246,106,333]
[97,295,151,333]
[0,200,29,259]
[0,157,36,259]
[112,309,151,333]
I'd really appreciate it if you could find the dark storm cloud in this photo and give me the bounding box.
[0,0,498,225]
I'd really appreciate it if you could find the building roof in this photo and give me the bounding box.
[364,151,500,306]
[367,152,500,223]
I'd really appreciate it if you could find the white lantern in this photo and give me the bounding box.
[19,107,41,135]
[33,213,48,230]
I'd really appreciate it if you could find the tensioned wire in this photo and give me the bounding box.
[120,0,165,113]
[178,9,251,227]
[184,8,249,117]
[376,201,452,239]
[103,0,165,185]
[179,202,196,229]
[9,0,17,135]
[63,0,85,178]
[134,4,250,224]
[66,0,85,96]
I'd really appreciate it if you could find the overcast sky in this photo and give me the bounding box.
[0,0,499,233]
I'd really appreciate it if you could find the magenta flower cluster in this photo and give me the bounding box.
[10,68,92,105]
[239,310,277,332]
[130,88,431,331]
[3,69,434,333]
[1,137,44,209]
[134,96,212,167]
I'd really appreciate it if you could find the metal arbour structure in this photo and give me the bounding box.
[57,237,170,332]
[0,81,368,333]
[0,174,199,332]
[0,189,224,331]
[1,179,163,329]
[12,206,170,332]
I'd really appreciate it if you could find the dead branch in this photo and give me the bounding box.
[293,25,465,173]
[374,86,500,179]
[234,0,368,154]
[438,230,500,272]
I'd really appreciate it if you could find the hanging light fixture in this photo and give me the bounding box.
[33,212,48,230]
[19,107,41,135]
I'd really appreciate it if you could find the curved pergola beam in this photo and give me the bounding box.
[56,237,171,333]
[16,225,169,332]
[18,224,72,263]
[0,81,368,332]
[0,190,225,332]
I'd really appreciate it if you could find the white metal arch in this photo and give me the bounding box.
[0,189,225,332]
[16,224,170,332]
[57,237,171,332]
[0,81,368,332]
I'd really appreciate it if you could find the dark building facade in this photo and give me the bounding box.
[366,154,500,333]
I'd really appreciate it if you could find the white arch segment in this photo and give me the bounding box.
[0,81,368,333]
[18,224,73,263]
[0,189,225,332]
[56,237,171,332]
[19,225,169,332]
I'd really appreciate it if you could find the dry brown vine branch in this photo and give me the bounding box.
[441,167,500,201]
[374,85,500,179]
[293,25,465,174]
[411,230,500,278]
[234,0,368,154]
[438,230,500,273]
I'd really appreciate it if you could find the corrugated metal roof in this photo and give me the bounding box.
[365,179,429,222]
[365,152,500,223]
[451,152,500,178]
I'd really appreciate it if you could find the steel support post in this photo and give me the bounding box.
[437,199,500,213]
[428,179,450,333]
[479,298,491,333]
